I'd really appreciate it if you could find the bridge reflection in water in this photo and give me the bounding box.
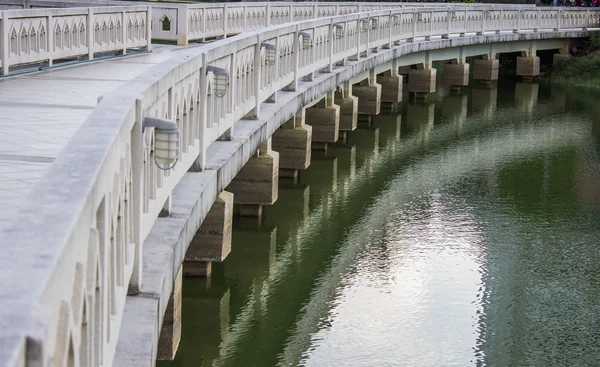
[159,79,600,367]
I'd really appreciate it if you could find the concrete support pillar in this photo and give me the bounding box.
[377,72,403,105]
[473,59,499,86]
[227,139,279,217]
[516,56,540,80]
[272,109,312,179]
[334,81,358,134]
[183,191,233,277]
[353,81,382,116]
[157,265,182,360]
[305,91,340,151]
[408,66,436,101]
[443,62,469,93]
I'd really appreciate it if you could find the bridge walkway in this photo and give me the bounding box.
[0,44,184,231]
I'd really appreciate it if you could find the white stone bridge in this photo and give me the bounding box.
[0,1,597,366]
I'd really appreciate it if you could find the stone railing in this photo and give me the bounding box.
[1,3,599,367]
[147,1,536,45]
[0,5,150,75]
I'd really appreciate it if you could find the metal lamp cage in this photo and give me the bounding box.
[299,31,312,50]
[261,42,277,66]
[206,65,229,98]
[143,116,180,171]
[334,23,344,38]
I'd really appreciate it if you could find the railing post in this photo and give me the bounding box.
[412,12,417,42]
[285,24,299,92]
[289,5,293,23]
[479,9,485,35]
[355,18,361,60]
[48,14,53,66]
[252,34,261,119]
[534,9,540,32]
[145,6,152,51]
[328,18,334,72]
[197,53,208,170]
[515,9,521,33]
[177,4,189,46]
[121,11,126,54]
[584,9,590,31]
[87,8,94,59]
[497,9,503,34]
[267,3,271,26]
[444,9,451,39]
[222,4,228,38]
[129,97,144,293]
[202,7,207,39]
[243,5,248,30]
[313,3,317,19]
[1,11,9,75]
[557,9,562,31]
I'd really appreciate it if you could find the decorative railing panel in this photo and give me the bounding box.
[1,3,599,367]
[0,5,150,75]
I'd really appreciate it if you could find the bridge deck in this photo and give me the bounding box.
[0,45,183,231]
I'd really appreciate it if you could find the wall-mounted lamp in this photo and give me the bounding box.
[360,18,370,32]
[391,14,401,25]
[206,65,229,98]
[371,17,379,30]
[261,42,277,66]
[299,31,312,50]
[143,116,179,170]
[417,13,423,22]
[334,23,344,38]
[450,11,457,21]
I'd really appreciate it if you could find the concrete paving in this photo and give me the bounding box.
[0,44,185,231]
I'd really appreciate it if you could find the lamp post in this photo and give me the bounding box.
[334,23,344,38]
[371,17,379,30]
[143,116,180,170]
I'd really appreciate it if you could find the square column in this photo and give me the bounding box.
[408,68,436,101]
[353,82,382,116]
[474,59,499,85]
[305,92,340,151]
[377,74,403,104]
[335,81,358,134]
[443,63,469,93]
[516,56,540,80]
[272,109,312,179]
[227,139,279,217]
[157,265,182,360]
[183,190,234,277]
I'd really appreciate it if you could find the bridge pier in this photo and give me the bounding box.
[334,81,358,137]
[408,63,436,101]
[272,109,312,179]
[227,139,279,217]
[443,60,469,94]
[353,72,382,117]
[183,191,234,278]
[377,71,403,109]
[157,265,182,360]
[305,91,340,151]
[474,58,499,87]
[516,53,540,81]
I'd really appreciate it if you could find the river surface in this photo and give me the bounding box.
[159,79,600,367]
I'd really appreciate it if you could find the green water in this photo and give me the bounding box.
[160,80,600,367]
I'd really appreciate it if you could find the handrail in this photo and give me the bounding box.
[0,3,598,367]
[0,5,151,75]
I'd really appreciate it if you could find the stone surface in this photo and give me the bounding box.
[377,75,403,103]
[474,59,499,81]
[272,120,312,171]
[227,146,279,208]
[353,84,382,115]
[183,191,233,276]
[408,68,436,94]
[157,265,182,360]
[334,91,358,132]
[516,56,540,77]
[305,104,340,143]
[443,63,469,87]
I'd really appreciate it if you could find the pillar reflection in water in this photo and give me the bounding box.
[514,82,539,114]
[471,86,498,119]
[441,94,468,128]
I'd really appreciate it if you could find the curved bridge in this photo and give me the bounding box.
[0,2,598,367]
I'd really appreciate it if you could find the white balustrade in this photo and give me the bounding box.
[1,3,599,367]
[0,5,150,75]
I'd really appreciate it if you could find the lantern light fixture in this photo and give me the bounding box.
[371,17,379,30]
[417,13,423,22]
[391,14,401,25]
[206,65,229,98]
[143,116,179,171]
[261,42,277,66]
[360,18,369,32]
[299,31,312,50]
[334,23,344,38]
